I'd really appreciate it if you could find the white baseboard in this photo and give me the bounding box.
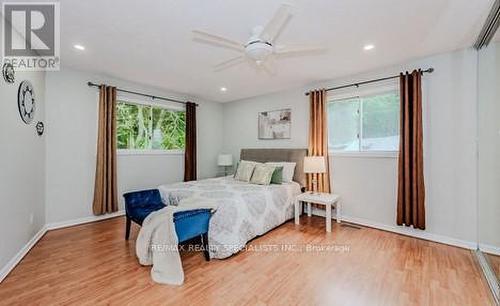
[0,225,48,283]
[46,210,125,231]
[479,243,500,256]
[309,207,476,250]
[0,210,126,284]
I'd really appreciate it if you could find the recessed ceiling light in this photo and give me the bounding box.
[364,44,375,51]
[220,87,227,92]
[74,44,85,51]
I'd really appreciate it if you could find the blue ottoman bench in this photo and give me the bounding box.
[123,189,213,261]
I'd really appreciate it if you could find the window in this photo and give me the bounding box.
[116,100,185,152]
[328,90,399,153]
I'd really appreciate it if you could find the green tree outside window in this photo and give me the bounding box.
[117,101,185,150]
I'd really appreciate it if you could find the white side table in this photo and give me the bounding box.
[294,192,341,232]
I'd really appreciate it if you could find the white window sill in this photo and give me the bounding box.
[117,149,184,156]
[329,151,398,158]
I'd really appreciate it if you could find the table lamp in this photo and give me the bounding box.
[218,154,233,176]
[304,156,326,194]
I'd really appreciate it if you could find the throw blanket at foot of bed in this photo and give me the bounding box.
[136,199,217,285]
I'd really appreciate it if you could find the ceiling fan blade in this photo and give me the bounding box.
[214,56,246,72]
[274,45,327,56]
[260,4,293,43]
[260,61,276,76]
[192,30,245,53]
[248,57,276,76]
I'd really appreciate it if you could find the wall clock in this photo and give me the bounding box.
[2,62,15,83]
[36,121,45,136]
[18,80,36,124]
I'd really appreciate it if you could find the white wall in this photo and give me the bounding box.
[223,48,478,243]
[223,88,309,156]
[45,68,223,223]
[477,42,500,252]
[0,70,46,269]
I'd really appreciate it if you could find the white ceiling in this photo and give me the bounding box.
[59,0,493,102]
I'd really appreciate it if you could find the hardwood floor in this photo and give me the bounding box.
[0,216,493,306]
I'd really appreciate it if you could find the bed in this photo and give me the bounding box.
[158,148,307,259]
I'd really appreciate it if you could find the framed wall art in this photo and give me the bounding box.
[258,108,291,139]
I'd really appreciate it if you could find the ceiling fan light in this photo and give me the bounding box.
[245,42,273,62]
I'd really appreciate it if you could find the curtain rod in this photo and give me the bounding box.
[304,68,434,96]
[87,82,198,107]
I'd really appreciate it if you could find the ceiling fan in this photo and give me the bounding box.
[192,4,326,73]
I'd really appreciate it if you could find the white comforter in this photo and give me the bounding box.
[158,176,301,259]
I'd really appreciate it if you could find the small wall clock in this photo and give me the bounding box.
[36,121,45,136]
[2,62,15,83]
[18,80,36,124]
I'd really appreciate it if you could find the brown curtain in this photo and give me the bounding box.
[397,70,425,229]
[184,102,197,182]
[307,89,331,193]
[92,85,118,215]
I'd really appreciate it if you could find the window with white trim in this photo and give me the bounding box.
[116,100,185,151]
[328,89,400,153]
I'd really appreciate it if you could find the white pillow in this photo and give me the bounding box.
[234,160,258,182]
[265,162,296,183]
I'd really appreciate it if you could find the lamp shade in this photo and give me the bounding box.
[303,156,326,173]
[217,154,233,166]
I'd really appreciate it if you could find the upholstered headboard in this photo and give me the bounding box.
[240,148,308,187]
